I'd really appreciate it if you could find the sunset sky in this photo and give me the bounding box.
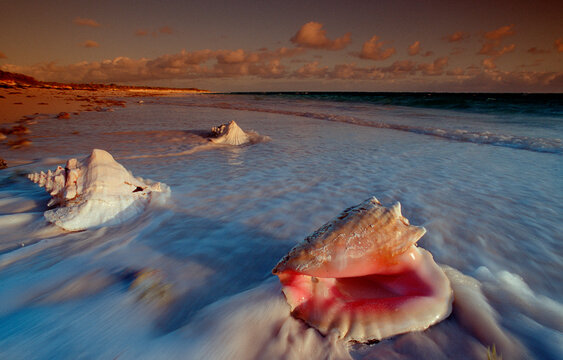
[1,0,562,92]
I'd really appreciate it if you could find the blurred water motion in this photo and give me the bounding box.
[1,93,561,359]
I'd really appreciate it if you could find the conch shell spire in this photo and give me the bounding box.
[273,196,426,278]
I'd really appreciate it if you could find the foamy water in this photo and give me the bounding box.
[1,94,561,359]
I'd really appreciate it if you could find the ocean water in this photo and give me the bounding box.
[0,93,562,359]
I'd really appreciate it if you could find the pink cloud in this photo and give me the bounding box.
[417,57,449,76]
[135,29,148,36]
[450,47,465,56]
[292,61,329,78]
[408,41,421,56]
[358,35,396,60]
[82,40,99,48]
[217,49,247,64]
[449,70,563,92]
[0,51,6,59]
[477,25,516,70]
[484,25,515,40]
[408,41,433,57]
[0,46,306,83]
[445,31,469,42]
[446,67,465,76]
[479,43,516,56]
[379,60,417,76]
[73,17,101,28]
[555,38,563,52]
[482,57,497,70]
[290,22,351,50]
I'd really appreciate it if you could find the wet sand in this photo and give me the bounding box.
[0,85,205,166]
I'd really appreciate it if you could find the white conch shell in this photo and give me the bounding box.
[27,149,170,231]
[273,196,453,343]
[209,120,250,145]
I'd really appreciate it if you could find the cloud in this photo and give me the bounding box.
[446,67,465,76]
[135,29,148,36]
[292,58,450,81]
[73,17,101,28]
[484,25,515,40]
[527,47,550,55]
[482,57,497,70]
[159,26,173,35]
[555,38,563,52]
[408,41,421,56]
[357,35,395,60]
[290,22,351,50]
[408,41,433,57]
[0,47,305,83]
[477,25,516,70]
[444,31,469,42]
[417,56,449,76]
[379,60,417,76]
[479,43,515,70]
[3,42,560,92]
[0,51,6,59]
[479,43,515,56]
[292,61,329,78]
[82,40,99,48]
[449,69,563,92]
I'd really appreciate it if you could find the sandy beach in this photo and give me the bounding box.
[0,83,207,165]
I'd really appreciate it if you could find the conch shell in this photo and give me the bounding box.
[273,197,452,342]
[27,149,169,231]
[209,120,250,145]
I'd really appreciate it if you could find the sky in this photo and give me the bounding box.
[1,0,562,92]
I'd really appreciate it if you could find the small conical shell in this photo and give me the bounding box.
[210,120,250,145]
[273,197,426,278]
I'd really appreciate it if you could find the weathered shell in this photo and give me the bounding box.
[273,197,427,278]
[27,149,169,231]
[210,120,250,145]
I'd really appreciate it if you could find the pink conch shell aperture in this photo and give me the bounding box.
[273,196,453,342]
[27,149,170,231]
[209,120,250,145]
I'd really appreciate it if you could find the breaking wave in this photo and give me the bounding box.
[168,101,563,154]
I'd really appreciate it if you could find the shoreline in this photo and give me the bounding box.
[0,84,208,166]
[0,85,208,125]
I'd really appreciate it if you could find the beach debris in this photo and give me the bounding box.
[209,120,250,145]
[56,112,70,119]
[273,196,453,343]
[27,148,170,231]
[10,124,30,135]
[0,158,7,169]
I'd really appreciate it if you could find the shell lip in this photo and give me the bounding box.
[276,247,453,342]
